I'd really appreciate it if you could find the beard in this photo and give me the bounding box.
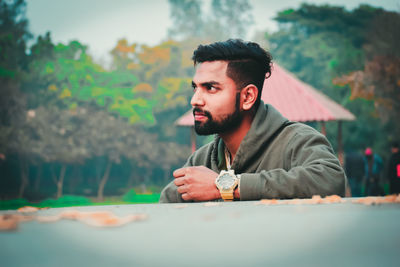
[194,93,243,136]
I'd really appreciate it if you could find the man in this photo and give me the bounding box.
[363,147,384,196]
[160,39,346,203]
[387,142,400,194]
[344,150,364,197]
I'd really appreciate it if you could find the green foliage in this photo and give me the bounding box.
[0,0,191,201]
[270,3,385,92]
[28,38,191,126]
[38,195,92,208]
[122,189,137,202]
[334,9,400,142]
[122,189,160,203]
[168,0,253,41]
[0,0,31,79]
[27,38,160,125]
[0,194,161,210]
[268,3,392,155]
[0,195,92,210]
[0,198,29,210]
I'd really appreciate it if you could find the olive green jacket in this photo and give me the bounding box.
[160,101,347,203]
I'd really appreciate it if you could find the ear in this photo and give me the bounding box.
[241,84,258,111]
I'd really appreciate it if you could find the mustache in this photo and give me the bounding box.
[193,107,212,118]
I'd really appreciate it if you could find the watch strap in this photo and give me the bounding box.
[220,190,234,201]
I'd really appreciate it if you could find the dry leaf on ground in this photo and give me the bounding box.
[352,194,400,205]
[0,214,34,231]
[36,215,61,223]
[0,214,19,231]
[80,214,148,227]
[203,202,221,207]
[173,204,188,209]
[17,206,40,213]
[258,195,345,205]
[58,210,147,227]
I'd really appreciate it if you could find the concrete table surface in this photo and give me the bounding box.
[1,200,400,267]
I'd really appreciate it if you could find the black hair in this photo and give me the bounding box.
[192,39,273,108]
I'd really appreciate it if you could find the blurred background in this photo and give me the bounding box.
[1,0,399,208]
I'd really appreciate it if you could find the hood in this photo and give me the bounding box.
[214,101,289,173]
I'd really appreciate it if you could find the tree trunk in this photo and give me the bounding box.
[126,170,135,189]
[95,158,102,184]
[140,168,152,193]
[34,164,42,193]
[97,160,112,201]
[50,165,58,185]
[18,157,29,199]
[320,121,326,136]
[56,164,67,199]
[69,165,80,194]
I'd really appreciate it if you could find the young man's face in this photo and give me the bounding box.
[191,61,243,135]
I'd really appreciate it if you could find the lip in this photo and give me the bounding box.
[193,112,207,121]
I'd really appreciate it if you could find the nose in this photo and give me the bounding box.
[190,89,205,107]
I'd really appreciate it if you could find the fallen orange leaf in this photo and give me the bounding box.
[17,206,40,213]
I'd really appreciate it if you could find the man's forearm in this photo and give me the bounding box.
[239,164,346,200]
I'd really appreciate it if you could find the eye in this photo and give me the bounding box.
[205,84,218,93]
[191,81,198,92]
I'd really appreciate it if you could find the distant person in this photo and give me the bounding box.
[160,39,347,203]
[387,142,400,194]
[363,147,384,196]
[344,151,365,197]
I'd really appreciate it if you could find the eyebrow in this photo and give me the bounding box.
[191,80,221,88]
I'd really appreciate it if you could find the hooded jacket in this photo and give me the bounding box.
[160,101,347,203]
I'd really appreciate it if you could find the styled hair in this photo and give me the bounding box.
[192,39,273,107]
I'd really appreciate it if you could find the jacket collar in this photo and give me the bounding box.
[213,101,289,173]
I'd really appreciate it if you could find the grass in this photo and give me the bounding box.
[0,191,161,210]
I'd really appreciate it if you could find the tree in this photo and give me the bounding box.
[27,107,89,198]
[0,0,31,141]
[1,1,195,199]
[334,10,400,142]
[5,108,36,198]
[78,109,135,201]
[267,3,390,154]
[168,0,254,41]
[109,39,193,141]
[0,0,31,79]
[269,4,384,95]
[0,0,33,197]
[168,0,203,40]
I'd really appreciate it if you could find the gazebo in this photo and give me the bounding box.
[175,64,355,164]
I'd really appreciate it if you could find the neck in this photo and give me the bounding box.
[219,112,254,162]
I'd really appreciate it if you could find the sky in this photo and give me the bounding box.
[25,0,400,63]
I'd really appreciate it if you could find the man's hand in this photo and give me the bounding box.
[173,166,220,201]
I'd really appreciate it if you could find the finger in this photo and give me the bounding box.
[174,177,185,187]
[181,193,192,201]
[177,185,188,194]
[173,167,187,178]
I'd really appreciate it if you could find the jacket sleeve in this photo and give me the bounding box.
[159,157,193,203]
[159,181,185,203]
[239,130,347,200]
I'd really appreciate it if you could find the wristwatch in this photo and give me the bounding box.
[215,170,239,201]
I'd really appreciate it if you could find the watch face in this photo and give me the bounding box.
[217,174,235,190]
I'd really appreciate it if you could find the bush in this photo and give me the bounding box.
[0,198,30,210]
[122,189,137,202]
[122,189,160,203]
[39,195,92,208]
